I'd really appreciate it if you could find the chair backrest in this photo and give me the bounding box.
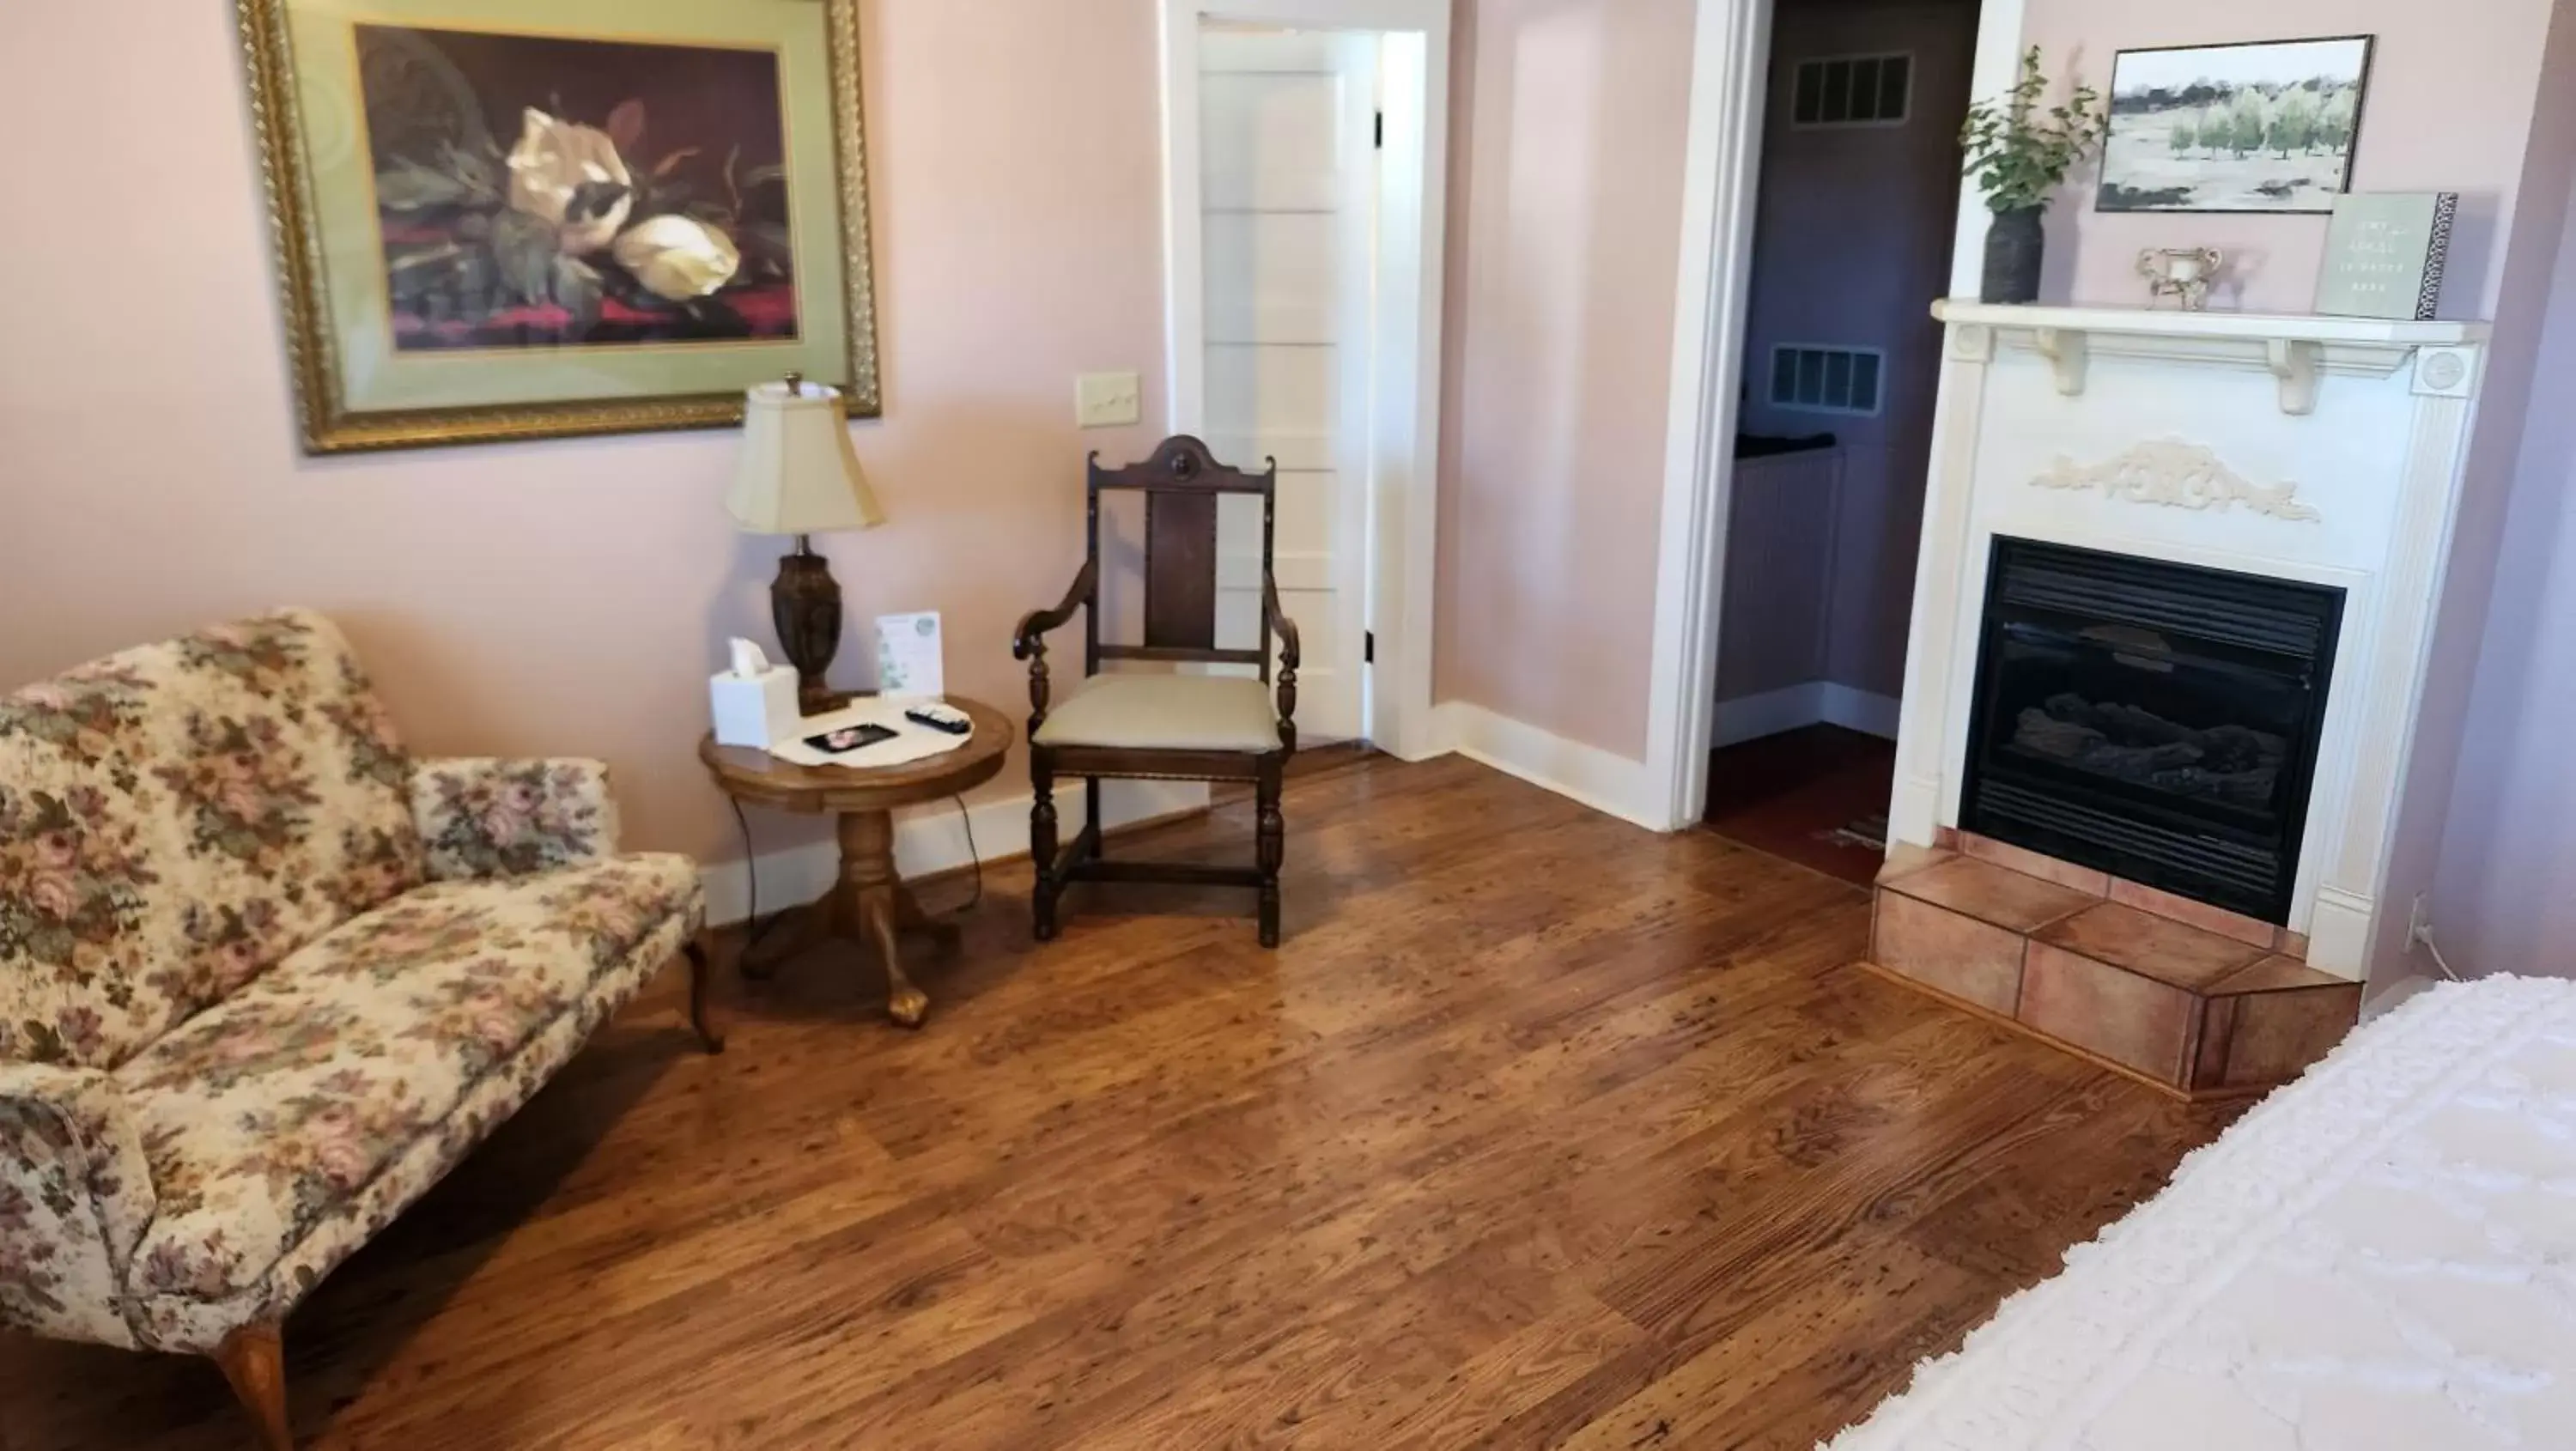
[0,610,425,1069]
[1086,435,1279,681]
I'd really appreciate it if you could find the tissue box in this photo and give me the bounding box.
[711,666,800,749]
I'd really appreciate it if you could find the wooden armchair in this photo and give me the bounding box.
[1012,435,1301,945]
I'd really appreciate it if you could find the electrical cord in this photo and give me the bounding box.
[2418,925,2464,982]
[729,794,785,949]
[730,793,982,939]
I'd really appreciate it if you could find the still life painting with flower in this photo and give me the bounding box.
[240,0,877,452]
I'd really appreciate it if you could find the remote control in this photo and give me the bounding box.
[904,705,972,735]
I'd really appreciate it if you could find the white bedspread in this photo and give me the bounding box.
[1826,975,2576,1450]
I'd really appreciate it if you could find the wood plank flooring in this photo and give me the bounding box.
[0,754,2239,1449]
[1703,726,1896,886]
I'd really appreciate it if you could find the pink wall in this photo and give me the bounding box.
[2409,9,2576,986]
[2020,0,2560,316]
[1731,0,1978,707]
[1434,0,1699,760]
[0,1,1170,866]
[2352,1,2575,991]
[2431,174,2576,979]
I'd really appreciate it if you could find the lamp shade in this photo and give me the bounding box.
[725,378,884,536]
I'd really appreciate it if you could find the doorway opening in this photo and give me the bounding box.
[1692,0,1983,882]
[1157,0,1450,761]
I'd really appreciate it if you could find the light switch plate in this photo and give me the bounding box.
[1075,371,1142,428]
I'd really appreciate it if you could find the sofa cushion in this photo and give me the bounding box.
[0,611,425,1071]
[106,854,696,1303]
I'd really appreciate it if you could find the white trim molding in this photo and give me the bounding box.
[1430,703,1666,830]
[1157,0,1453,765]
[702,780,1210,928]
[1712,683,1901,747]
[1646,0,2032,833]
[1642,0,1775,832]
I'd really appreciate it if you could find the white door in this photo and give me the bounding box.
[1196,26,1379,743]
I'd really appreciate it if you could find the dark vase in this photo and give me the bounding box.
[1981,206,2046,304]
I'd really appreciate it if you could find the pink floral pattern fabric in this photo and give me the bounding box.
[112,855,696,1342]
[0,610,422,1071]
[410,758,619,881]
[0,1062,155,1349]
[0,611,706,1356]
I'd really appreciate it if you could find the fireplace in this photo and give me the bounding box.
[1958,537,2344,924]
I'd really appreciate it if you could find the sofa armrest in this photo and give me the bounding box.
[410,758,621,881]
[0,1063,155,1349]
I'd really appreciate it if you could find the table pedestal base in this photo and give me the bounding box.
[742,809,957,1028]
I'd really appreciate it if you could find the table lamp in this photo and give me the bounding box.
[726,373,884,712]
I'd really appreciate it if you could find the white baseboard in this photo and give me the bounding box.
[1429,701,1662,829]
[1711,681,1900,747]
[700,779,1210,926]
[1820,683,1901,739]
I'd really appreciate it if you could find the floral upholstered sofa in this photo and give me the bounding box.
[0,610,715,1447]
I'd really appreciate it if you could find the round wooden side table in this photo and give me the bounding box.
[699,696,1013,1028]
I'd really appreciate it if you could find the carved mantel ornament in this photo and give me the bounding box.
[2031,440,2322,523]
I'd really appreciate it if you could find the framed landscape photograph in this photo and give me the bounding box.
[238,0,878,452]
[2095,36,2374,215]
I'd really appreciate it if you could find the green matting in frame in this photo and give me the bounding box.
[239,0,878,452]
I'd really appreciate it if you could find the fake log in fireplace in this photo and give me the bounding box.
[1959,537,2344,925]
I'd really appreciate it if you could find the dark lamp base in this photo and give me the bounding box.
[769,537,843,713]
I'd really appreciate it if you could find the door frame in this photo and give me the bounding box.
[1640,0,2026,829]
[1157,0,1455,762]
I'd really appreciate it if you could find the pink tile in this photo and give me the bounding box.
[2032,903,2268,993]
[2213,955,2350,995]
[1960,834,2111,895]
[2106,877,2278,950]
[1876,841,1954,887]
[1874,891,2026,1014]
[2221,985,2360,1086]
[1887,857,2099,933]
[2019,941,2198,1085]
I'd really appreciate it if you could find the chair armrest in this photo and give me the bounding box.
[1262,571,1301,676]
[410,758,621,881]
[1263,571,1301,749]
[0,1063,155,1349]
[1012,560,1097,661]
[1012,561,1097,734]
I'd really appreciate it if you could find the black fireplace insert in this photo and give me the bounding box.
[1958,537,2343,925]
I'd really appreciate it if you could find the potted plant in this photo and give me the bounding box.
[1960,48,2109,304]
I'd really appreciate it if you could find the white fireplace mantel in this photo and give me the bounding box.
[1929,301,2489,415]
[1890,300,2494,980]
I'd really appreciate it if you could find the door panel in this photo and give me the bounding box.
[1197,27,1378,738]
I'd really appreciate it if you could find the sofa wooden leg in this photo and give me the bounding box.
[213,1322,292,1451]
[683,935,726,1053]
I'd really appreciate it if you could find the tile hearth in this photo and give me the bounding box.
[1866,841,2359,1098]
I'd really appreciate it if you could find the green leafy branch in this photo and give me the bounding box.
[1960,47,2108,214]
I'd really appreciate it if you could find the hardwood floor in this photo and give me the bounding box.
[1,754,2239,1449]
[1703,725,1897,886]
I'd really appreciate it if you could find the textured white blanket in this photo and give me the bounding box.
[1826,976,2576,1449]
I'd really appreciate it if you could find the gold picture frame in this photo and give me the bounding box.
[238,0,879,453]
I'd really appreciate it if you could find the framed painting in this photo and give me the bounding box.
[237,0,878,452]
[2095,36,2375,215]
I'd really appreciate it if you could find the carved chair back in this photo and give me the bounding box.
[1084,435,1279,683]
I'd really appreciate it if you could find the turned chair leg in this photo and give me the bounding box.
[1031,757,1061,942]
[1255,765,1285,949]
[213,1322,292,1451]
[683,933,726,1053]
